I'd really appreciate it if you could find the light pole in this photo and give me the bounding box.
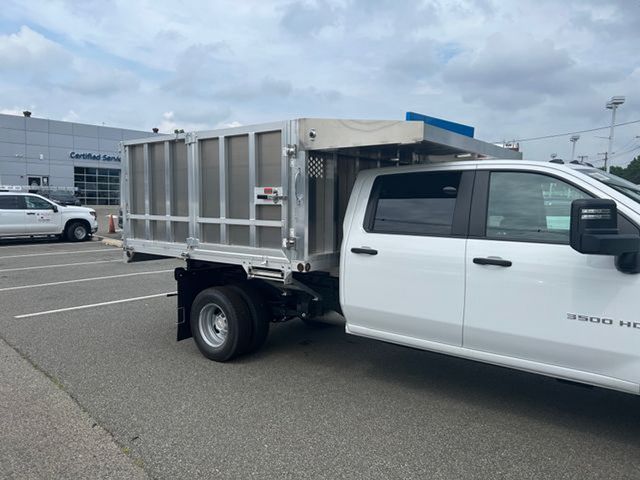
[605,96,625,173]
[569,134,580,161]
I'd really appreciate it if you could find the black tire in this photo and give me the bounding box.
[229,283,270,354]
[65,221,89,242]
[190,286,252,362]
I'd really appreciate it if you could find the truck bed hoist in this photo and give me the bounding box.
[121,116,640,395]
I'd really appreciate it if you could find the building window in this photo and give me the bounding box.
[74,167,120,205]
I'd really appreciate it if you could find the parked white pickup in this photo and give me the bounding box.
[0,192,98,241]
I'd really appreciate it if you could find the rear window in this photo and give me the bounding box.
[0,195,21,209]
[367,171,462,236]
[51,192,74,199]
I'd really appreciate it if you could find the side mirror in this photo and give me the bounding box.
[570,199,640,256]
[51,205,58,213]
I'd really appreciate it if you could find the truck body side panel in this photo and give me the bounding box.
[121,118,520,278]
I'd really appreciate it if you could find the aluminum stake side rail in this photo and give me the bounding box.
[121,118,518,281]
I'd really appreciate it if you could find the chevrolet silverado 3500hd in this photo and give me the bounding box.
[121,118,640,395]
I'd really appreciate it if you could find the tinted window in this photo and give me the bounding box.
[486,172,590,243]
[25,196,54,210]
[49,192,75,201]
[0,195,21,209]
[369,171,462,236]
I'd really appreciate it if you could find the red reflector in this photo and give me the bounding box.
[264,187,273,194]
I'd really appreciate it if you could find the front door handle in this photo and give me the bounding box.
[473,257,512,267]
[351,247,378,255]
[26,212,36,215]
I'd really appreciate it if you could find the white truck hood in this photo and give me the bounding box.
[59,205,95,214]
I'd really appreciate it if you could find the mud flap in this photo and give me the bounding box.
[174,263,245,341]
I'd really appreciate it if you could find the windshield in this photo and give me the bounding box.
[579,168,640,204]
[52,193,74,200]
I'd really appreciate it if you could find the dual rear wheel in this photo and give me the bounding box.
[190,283,271,362]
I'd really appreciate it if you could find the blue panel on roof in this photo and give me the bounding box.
[405,111,474,138]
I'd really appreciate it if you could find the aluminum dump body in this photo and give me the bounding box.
[121,118,520,282]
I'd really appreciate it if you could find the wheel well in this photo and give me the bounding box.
[174,263,339,342]
[64,218,91,233]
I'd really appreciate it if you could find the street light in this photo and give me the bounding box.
[605,95,625,173]
[569,134,580,161]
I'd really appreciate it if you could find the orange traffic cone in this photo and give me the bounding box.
[108,214,116,234]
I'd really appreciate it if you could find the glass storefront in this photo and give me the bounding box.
[74,166,120,205]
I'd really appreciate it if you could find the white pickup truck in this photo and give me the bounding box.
[121,118,640,395]
[0,192,98,241]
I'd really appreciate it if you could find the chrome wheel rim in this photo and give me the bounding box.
[73,225,87,240]
[198,303,228,348]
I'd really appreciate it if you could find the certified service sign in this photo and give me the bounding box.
[69,152,121,162]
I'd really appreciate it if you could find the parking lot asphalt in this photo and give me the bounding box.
[0,238,639,479]
[0,336,148,480]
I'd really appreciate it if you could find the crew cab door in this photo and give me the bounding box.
[464,168,640,388]
[0,195,26,235]
[341,168,474,347]
[23,195,62,234]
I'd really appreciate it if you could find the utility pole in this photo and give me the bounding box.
[605,96,625,173]
[577,155,589,164]
[598,152,608,170]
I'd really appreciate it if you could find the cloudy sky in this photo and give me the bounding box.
[1,0,639,166]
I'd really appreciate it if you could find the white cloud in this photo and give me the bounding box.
[62,110,79,122]
[65,60,140,96]
[0,25,70,72]
[0,107,27,116]
[0,0,637,166]
[216,121,243,129]
[157,111,178,133]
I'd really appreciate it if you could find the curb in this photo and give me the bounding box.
[95,236,123,248]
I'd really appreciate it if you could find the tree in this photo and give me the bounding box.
[609,155,640,184]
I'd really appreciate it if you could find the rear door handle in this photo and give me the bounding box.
[26,212,36,215]
[351,247,378,255]
[473,257,512,267]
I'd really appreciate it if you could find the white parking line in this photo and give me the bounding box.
[0,259,122,273]
[0,269,173,292]
[0,241,104,249]
[0,249,118,259]
[15,292,177,318]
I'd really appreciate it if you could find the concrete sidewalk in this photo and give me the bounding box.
[91,205,119,235]
[0,338,148,479]
[90,204,123,247]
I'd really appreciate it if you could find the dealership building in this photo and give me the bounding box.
[0,113,154,206]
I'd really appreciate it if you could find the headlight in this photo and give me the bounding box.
[90,211,97,219]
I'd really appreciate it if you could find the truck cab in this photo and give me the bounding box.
[341,160,640,394]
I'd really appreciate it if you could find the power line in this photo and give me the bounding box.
[617,137,638,152]
[588,144,640,166]
[496,119,640,143]
[610,144,640,161]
